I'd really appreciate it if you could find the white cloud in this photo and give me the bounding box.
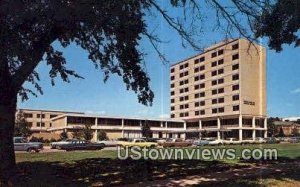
[291,88,300,94]
[85,110,106,115]
[158,114,170,119]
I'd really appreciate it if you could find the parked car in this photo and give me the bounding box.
[264,137,280,144]
[288,137,300,143]
[224,138,242,145]
[118,138,157,148]
[242,139,255,144]
[59,140,105,151]
[254,137,267,144]
[207,139,224,146]
[193,138,210,146]
[50,139,75,149]
[14,137,43,152]
[97,140,118,147]
[158,138,193,148]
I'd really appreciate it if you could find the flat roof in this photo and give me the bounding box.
[18,108,84,114]
[53,113,185,123]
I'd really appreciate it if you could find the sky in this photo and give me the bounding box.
[18,1,300,118]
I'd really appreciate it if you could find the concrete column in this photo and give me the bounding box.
[121,119,124,138]
[264,118,267,138]
[239,115,243,141]
[199,120,202,138]
[217,118,221,140]
[252,117,256,140]
[183,121,187,140]
[94,118,98,142]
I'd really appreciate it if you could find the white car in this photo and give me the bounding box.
[50,139,74,149]
[254,137,267,144]
[224,138,242,145]
[207,139,224,145]
[97,140,118,147]
[242,139,255,144]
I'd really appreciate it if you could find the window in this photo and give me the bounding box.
[185,63,189,68]
[232,74,239,80]
[50,115,57,118]
[211,70,217,76]
[200,92,205,97]
[171,76,175,80]
[180,71,188,77]
[24,113,33,118]
[232,84,239,91]
[232,43,239,50]
[194,59,199,64]
[180,87,188,93]
[232,94,239,101]
[171,114,175,118]
[218,107,224,113]
[180,79,189,85]
[195,74,205,81]
[50,123,52,127]
[195,67,200,73]
[171,91,174,96]
[200,101,205,106]
[37,122,45,127]
[194,85,200,90]
[218,97,224,103]
[180,113,184,117]
[195,111,200,116]
[218,88,224,93]
[212,80,217,86]
[171,99,175,103]
[195,93,200,98]
[200,110,205,115]
[184,95,189,100]
[180,65,184,70]
[171,106,175,111]
[171,83,174,88]
[171,68,175,73]
[185,112,189,117]
[199,56,205,62]
[211,52,217,58]
[37,114,45,118]
[212,99,218,104]
[233,105,240,111]
[200,83,205,88]
[218,49,224,55]
[195,102,200,107]
[212,108,218,114]
[211,61,217,67]
[232,54,239,60]
[212,89,217,95]
[218,69,224,74]
[232,64,239,70]
[218,59,224,65]
[218,78,224,84]
[200,65,205,71]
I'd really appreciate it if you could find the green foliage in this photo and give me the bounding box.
[72,129,84,140]
[255,0,300,51]
[267,117,279,137]
[278,127,285,137]
[59,131,68,140]
[97,130,108,141]
[14,110,32,138]
[141,121,152,138]
[83,125,93,141]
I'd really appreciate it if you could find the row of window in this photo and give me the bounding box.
[211,59,224,67]
[23,113,58,119]
[171,94,239,109]
[171,63,239,82]
[171,42,239,73]
[171,85,239,103]
[174,104,240,117]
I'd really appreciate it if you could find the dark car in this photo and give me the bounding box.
[59,140,105,151]
[264,137,280,144]
[288,137,300,143]
[14,137,43,152]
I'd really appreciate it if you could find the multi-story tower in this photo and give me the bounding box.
[170,39,267,141]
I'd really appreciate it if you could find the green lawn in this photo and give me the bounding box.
[13,143,300,186]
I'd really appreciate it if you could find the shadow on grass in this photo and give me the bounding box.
[12,158,241,186]
[12,156,300,187]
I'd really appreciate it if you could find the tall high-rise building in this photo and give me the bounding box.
[170,38,267,140]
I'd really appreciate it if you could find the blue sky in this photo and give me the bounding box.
[18,2,300,118]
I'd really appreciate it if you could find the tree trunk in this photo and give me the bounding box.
[0,62,17,185]
[0,103,16,185]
